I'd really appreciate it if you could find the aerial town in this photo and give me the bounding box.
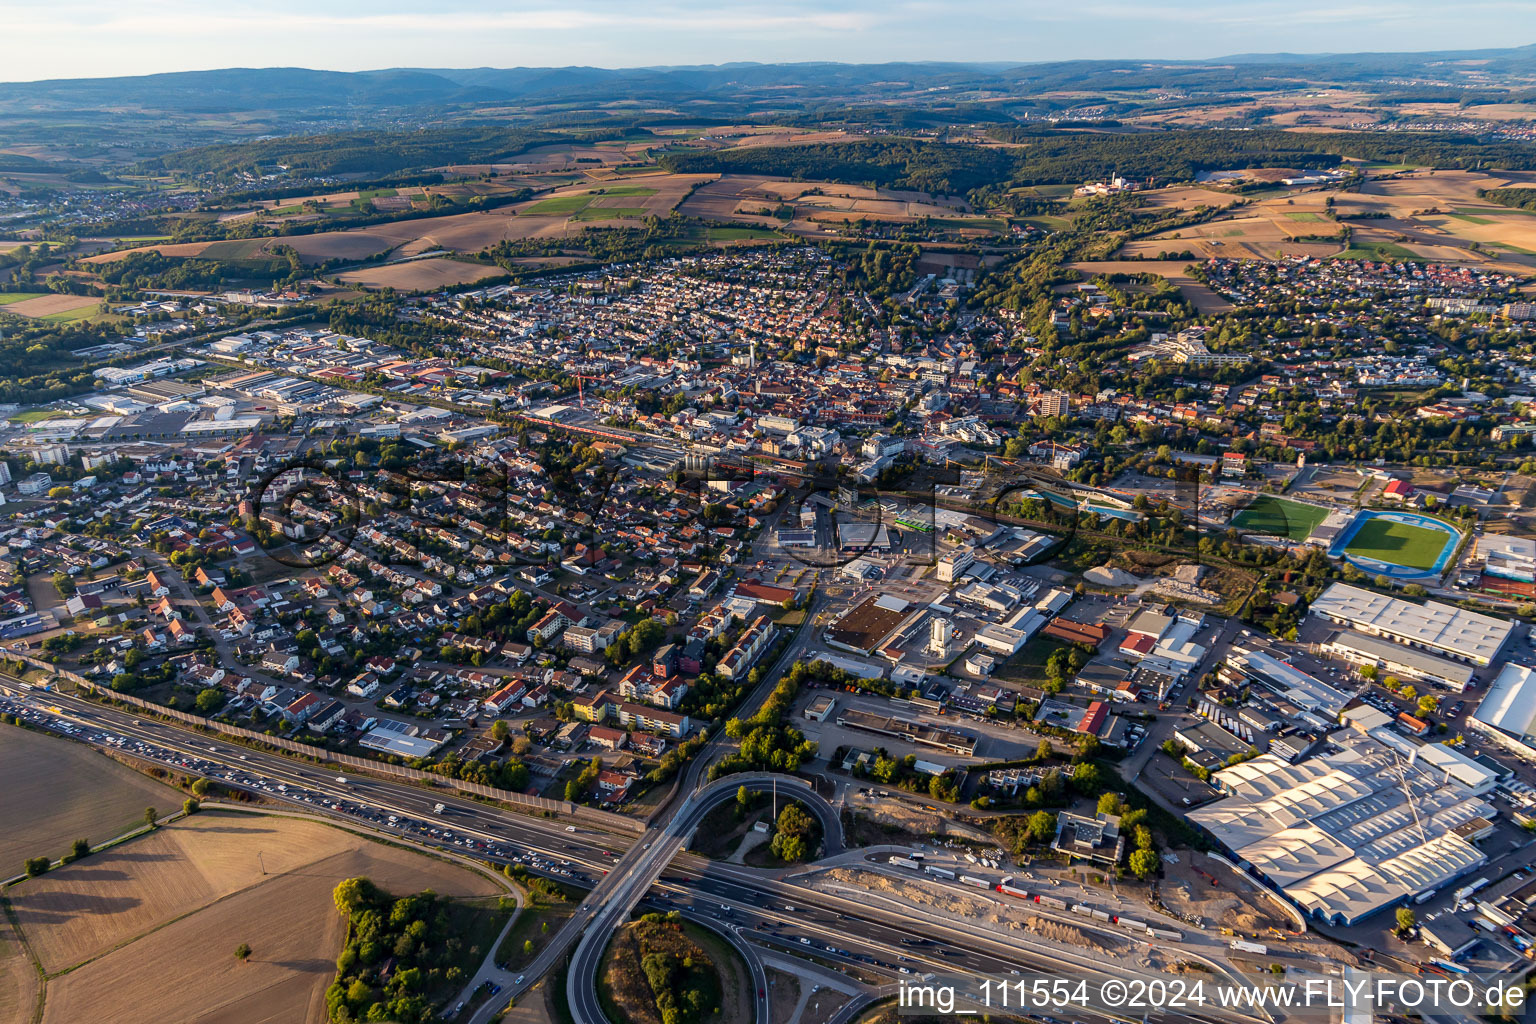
[9,19,1536,1024]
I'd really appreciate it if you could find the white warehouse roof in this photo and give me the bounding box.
[1190,731,1493,925]
[1309,583,1514,666]
[1472,663,1536,742]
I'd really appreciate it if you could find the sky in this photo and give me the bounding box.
[2,0,1536,82]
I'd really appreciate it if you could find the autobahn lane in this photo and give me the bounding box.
[2,683,634,871]
[6,685,1261,1024]
[657,868,1263,1024]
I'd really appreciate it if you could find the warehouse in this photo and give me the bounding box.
[1188,730,1493,926]
[1318,630,1475,692]
[1307,583,1513,667]
[1224,647,1350,716]
[1470,663,1536,761]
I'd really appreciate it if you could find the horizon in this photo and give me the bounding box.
[10,45,1536,87]
[5,0,1536,84]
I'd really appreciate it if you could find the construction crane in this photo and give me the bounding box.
[1390,752,1430,847]
[570,374,602,410]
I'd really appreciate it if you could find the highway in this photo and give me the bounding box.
[0,682,636,870]
[3,683,1267,1024]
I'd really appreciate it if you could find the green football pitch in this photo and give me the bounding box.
[1229,495,1329,542]
[1342,518,1452,570]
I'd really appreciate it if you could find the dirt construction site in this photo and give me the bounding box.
[814,866,1133,956]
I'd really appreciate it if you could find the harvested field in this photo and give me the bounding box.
[678,175,973,236]
[1135,186,1241,212]
[266,221,430,263]
[0,913,40,1024]
[336,257,505,291]
[14,811,501,1024]
[1071,260,1233,313]
[0,724,179,870]
[723,129,861,149]
[0,294,98,318]
[264,176,711,265]
[1119,194,1347,260]
[11,811,498,975]
[79,241,215,264]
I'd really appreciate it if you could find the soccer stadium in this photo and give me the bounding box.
[1229,494,1332,542]
[1328,509,1461,580]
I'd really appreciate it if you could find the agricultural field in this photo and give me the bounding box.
[247,174,710,266]
[434,138,656,175]
[677,174,995,239]
[1134,185,1243,213]
[1321,169,1536,269]
[1117,191,1346,260]
[0,724,179,871]
[0,910,40,1024]
[8,811,503,1024]
[1230,495,1330,542]
[335,256,506,291]
[1071,260,1234,313]
[79,240,217,264]
[1343,517,1453,570]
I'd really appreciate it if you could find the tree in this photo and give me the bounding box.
[1128,848,1160,880]
[523,939,535,955]
[235,942,252,961]
[1395,907,1417,934]
[23,856,49,877]
[771,803,817,863]
[64,838,90,863]
[490,719,511,743]
[1026,810,1057,844]
[182,797,200,815]
[143,806,159,829]
[333,877,379,918]
[195,688,223,713]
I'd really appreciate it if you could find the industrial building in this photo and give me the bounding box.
[1188,730,1494,926]
[1223,647,1350,718]
[1317,630,1475,692]
[1479,535,1536,583]
[1307,583,1514,667]
[1471,663,1536,761]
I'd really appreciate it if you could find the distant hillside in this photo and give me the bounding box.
[6,45,1536,118]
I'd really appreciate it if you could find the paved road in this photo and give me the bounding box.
[563,775,808,1024]
[8,681,1266,1024]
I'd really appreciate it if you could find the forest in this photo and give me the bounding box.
[665,129,1536,199]
[144,125,567,177]
[1480,187,1536,211]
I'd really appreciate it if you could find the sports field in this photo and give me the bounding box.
[1342,517,1452,570]
[1230,495,1328,541]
